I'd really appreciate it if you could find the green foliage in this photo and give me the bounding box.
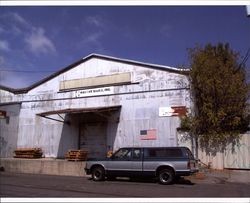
[182,43,250,152]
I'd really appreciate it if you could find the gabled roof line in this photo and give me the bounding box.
[0,53,189,94]
[0,84,17,93]
[92,53,189,72]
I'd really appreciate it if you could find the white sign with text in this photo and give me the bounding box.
[74,86,114,98]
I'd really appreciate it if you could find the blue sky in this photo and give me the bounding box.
[0,6,250,88]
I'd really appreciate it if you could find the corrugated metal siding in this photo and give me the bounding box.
[224,134,250,169]
[177,132,250,170]
[198,150,224,170]
[0,104,20,157]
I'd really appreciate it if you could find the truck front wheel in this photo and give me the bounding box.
[158,169,174,185]
[91,166,105,181]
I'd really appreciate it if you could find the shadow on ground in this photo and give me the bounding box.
[88,176,195,185]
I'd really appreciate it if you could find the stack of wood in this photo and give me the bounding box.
[14,148,43,159]
[65,150,88,161]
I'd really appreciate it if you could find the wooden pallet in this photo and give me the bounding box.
[65,150,88,161]
[14,148,43,159]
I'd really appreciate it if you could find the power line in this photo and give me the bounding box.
[0,69,56,73]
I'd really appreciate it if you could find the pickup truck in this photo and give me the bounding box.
[85,147,199,185]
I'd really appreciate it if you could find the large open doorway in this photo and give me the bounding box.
[78,112,108,158]
[37,105,121,158]
[80,123,107,158]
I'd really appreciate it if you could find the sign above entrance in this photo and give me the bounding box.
[60,72,131,91]
[74,86,114,98]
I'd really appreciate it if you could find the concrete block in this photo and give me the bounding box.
[0,158,86,177]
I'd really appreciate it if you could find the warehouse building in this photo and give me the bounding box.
[0,54,190,159]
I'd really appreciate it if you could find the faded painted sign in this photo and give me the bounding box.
[159,106,187,117]
[74,86,114,98]
[60,72,131,91]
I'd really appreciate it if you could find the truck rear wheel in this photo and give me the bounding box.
[91,166,105,181]
[158,169,174,185]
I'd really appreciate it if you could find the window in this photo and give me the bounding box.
[132,149,141,160]
[113,148,131,160]
[166,149,183,157]
[145,148,183,158]
[184,148,194,159]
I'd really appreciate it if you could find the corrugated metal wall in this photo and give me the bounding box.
[177,132,250,170]
[0,103,20,157]
[224,134,250,169]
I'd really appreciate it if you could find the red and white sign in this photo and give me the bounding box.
[159,106,187,117]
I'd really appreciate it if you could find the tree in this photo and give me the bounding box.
[181,43,250,154]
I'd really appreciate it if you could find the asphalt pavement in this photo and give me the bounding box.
[187,169,250,184]
[1,171,250,198]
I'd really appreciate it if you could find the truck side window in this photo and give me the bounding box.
[144,148,183,158]
[132,149,141,160]
[113,148,131,160]
[165,149,183,157]
[185,148,194,159]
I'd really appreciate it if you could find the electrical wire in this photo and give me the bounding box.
[0,69,56,73]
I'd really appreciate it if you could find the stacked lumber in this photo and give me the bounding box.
[14,148,43,159]
[65,150,88,161]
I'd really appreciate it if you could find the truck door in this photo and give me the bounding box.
[106,148,133,177]
[130,148,143,176]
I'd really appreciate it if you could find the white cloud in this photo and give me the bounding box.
[85,16,103,27]
[26,27,56,55]
[78,15,109,52]
[0,40,10,52]
[82,32,102,45]
[0,12,57,55]
[80,32,104,52]
[0,12,58,88]
[10,12,30,28]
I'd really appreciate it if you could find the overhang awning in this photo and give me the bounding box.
[36,105,121,124]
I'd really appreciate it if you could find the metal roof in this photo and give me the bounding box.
[37,105,121,117]
[0,53,189,95]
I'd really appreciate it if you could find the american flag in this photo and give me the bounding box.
[140,129,157,140]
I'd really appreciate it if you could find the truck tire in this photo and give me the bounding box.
[91,166,105,181]
[158,169,174,185]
